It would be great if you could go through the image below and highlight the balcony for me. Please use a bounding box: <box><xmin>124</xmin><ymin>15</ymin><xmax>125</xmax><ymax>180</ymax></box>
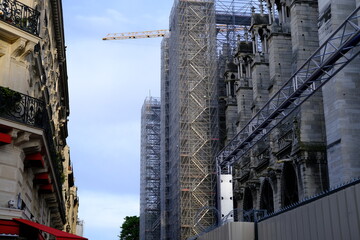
<box><xmin>0</xmin><ymin>0</ymin><xmax>40</xmax><ymax>36</ymax></box>
<box><xmin>0</xmin><ymin>87</ymin><xmax>65</xmax><ymax>217</ymax></box>
<box><xmin>0</xmin><ymin>87</ymin><xmax>43</xmax><ymax>127</ymax></box>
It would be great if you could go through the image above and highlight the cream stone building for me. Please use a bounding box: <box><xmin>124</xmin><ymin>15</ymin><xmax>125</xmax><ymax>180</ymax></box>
<box><xmin>0</xmin><ymin>0</ymin><xmax>84</xmax><ymax>239</ymax></box>
<box><xmin>62</xmin><ymin>145</ymin><xmax>80</xmax><ymax>235</ymax></box>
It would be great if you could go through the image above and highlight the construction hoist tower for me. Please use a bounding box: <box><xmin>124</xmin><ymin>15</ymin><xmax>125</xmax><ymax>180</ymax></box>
<box><xmin>140</xmin><ymin>97</ymin><xmax>161</xmax><ymax>240</ymax></box>
<box><xmin>164</xmin><ymin>0</ymin><xmax>218</xmax><ymax>239</ymax></box>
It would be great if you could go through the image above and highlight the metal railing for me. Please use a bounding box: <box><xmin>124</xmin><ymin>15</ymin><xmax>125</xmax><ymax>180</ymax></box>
<box><xmin>0</xmin><ymin>89</ymin><xmax>44</xmax><ymax>127</ymax></box>
<box><xmin>221</xmin><ymin>208</ymin><xmax>268</xmax><ymax>224</ymax></box>
<box><xmin>0</xmin><ymin>0</ymin><xmax>40</xmax><ymax>35</ymax></box>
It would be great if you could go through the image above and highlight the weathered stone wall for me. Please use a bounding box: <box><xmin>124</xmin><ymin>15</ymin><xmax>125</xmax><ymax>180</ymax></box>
<box><xmin>267</xmin><ymin>30</ymin><xmax>292</xmax><ymax>96</ymax></box>
<box><xmin>251</xmin><ymin>56</ymin><xmax>270</xmax><ymax>114</ymax></box>
<box><xmin>319</xmin><ymin>0</ymin><xmax>360</xmax><ymax>188</ymax></box>
<box><xmin>231</xmin><ymin>0</ymin><xmax>330</xmax><ymax>215</ymax></box>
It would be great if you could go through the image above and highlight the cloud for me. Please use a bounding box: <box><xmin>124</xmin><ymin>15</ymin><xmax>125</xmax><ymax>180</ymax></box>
<box><xmin>61</xmin><ymin>2</ymin><xmax>172</xmax><ymax>239</ymax></box>
<box><xmin>65</xmin><ymin>36</ymin><xmax>161</xmax><ymax>195</ymax></box>
<box><xmin>106</xmin><ymin>9</ymin><xmax>130</xmax><ymax>23</ymax></box>
<box><xmin>68</xmin><ymin>118</ymin><xmax>141</xmax><ymax>194</ymax></box>
<box><xmin>74</xmin><ymin>9</ymin><xmax>130</xmax><ymax>29</ymax></box>
<box><xmin>65</xmin><ymin>40</ymin><xmax>162</xmax><ymax>117</ymax></box>
<box><xmin>78</xmin><ymin>190</ymin><xmax>139</xmax><ymax>239</ymax></box>
<box><xmin>75</xmin><ymin>15</ymin><xmax>112</xmax><ymax>27</ymax></box>
<box><xmin>69</xmin><ymin>120</ymin><xmax>141</xmax><ymax>162</ymax></box>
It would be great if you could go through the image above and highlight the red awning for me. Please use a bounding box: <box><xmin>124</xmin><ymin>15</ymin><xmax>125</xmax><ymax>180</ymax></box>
<box><xmin>0</xmin><ymin>220</ymin><xmax>20</xmax><ymax>235</ymax></box>
<box><xmin>25</xmin><ymin>153</ymin><xmax>45</xmax><ymax>168</ymax></box>
<box><xmin>0</xmin><ymin>132</ymin><xmax>11</xmax><ymax>145</ymax></box>
<box><xmin>34</xmin><ymin>172</ymin><xmax>51</xmax><ymax>185</ymax></box>
<box><xmin>13</xmin><ymin>218</ymin><xmax>88</xmax><ymax>240</ymax></box>
<box><xmin>39</xmin><ymin>184</ymin><xmax>54</xmax><ymax>193</ymax></box>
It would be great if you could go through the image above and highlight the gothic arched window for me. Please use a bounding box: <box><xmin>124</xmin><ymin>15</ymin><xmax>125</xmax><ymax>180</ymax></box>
<box><xmin>282</xmin><ymin>163</ymin><xmax>299</xmax><ymax>207</ymax></box>
<box><xmin>260</xmin><ymin>179</ymin><xmax>274</xmax><ymax>214</ymax></box>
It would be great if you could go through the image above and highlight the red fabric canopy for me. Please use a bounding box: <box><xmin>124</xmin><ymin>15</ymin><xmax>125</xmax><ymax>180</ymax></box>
<box><xmin>13</xmin><ymin>218</ymin><xmax>88</xmax><ymax>240</ymax></box>
<box><xmin>0</xmin><ymin>132</ymin><xmax>11</xmax><ymax>144</ymax></box>
<box><xmin>0</xmin><ymin>220</ymin><xmax>19</xmax><ymax>235</ymax></box>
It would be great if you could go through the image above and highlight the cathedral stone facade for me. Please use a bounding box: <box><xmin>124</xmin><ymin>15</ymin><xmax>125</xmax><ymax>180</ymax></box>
<box><xmin>220</xmin><ymin>0</ymin><xmax>360</xmax><ymax>216</ymax></box>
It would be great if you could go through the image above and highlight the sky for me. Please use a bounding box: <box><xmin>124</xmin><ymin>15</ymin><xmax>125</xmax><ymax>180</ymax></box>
<box><xmin>62</xmin><ymin>1</ymin><xmax>173</xmax><ymax>239</ymax></box>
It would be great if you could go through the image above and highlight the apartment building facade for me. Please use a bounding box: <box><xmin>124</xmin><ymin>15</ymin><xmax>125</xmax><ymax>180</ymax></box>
<box><xmin>0</xmin><ymin>0</ymin><xmax>84</xmax><ymax>239</ymax></box>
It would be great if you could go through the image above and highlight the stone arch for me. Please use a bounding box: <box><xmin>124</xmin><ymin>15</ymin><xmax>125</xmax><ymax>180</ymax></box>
<box><xmin>243</xmin><ymin>187</ymin><xmax>253</xmax><ymax>211</ymax></box>
<box><xmin>260</xmin><ymin>179</ymin><xmax>274</xmax><ymax>214</ymax></box>
<box><xmin>281</xmin><ymin>162</ymin><xmax>299</xmax><ymax>207</ymax></box>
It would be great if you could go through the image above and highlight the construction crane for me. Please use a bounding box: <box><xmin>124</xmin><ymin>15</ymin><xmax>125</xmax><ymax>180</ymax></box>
<box><xmin>102</xmin><ymin>25</ymin><xmax>245</xmax><ymax>41</ymax></box>
<box><xmin>102</xmin><ymin>30</ymin><xmax>168</xmax><ymax>41</ymax></box>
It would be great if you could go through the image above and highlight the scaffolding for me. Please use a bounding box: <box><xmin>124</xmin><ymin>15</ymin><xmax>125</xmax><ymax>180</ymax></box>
<box><xmin>140</xmin><ymin>97</ymin><xmax>161</xmax><ymax>240</ymax></box>
<box><xmin>160</xmin><ymin>35</ymin><xmax>170</xmax><ymax>240</ymax></box>
<box><xmin>163</xmin><ymin>0</ymin><xmax>218</xmax><ymax>239</ymax></box>
<box><xmin>160</xmin><ymin>1</ymin><xmax>267</xmax><ymax>239</ymax></box>
<box><xmin>159</xmin><ymin>1</ymin><xmax>360</xmax><ymax>238</ymax></box>
<box><xmin>215</xmin><ymin>0</ymin><xmax>262</xmax><ymax>57</ymax></box>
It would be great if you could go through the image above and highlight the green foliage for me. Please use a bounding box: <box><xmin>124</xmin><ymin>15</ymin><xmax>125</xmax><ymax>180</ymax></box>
<box><xmin>0</xmin><ymin>86</ymin><xmax>22</xmax><ymax>113</ymax></box>
<box><xmin>119</xmin><ymin>216</ymin><xmax>139</xmax><ymax>240</ymax></box>
<box><xmin>56</xmin><ymin>153</ymin><xmax>65</xmax><ymax>184</ymax></box>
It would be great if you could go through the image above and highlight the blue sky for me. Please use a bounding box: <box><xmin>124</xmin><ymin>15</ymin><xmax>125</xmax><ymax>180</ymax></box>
<box><xmin>62</xmin><ymin>1</ymin><xmax>173</xmax><ymax>239</ymax></box>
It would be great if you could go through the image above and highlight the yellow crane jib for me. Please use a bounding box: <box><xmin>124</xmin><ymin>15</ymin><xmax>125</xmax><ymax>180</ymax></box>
<box><xmin>102</xmin><ymin>29</ymin><xmax>169</xmax><ymax>40</ymax></box>
<box><xmin>102</xmin><ymin>26</ymin><xmax>245</xmax><ymax>41</ymax></box>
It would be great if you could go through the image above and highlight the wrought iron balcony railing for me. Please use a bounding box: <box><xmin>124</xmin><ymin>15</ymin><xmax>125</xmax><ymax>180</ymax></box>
<box><xmin>0</xmin><ymin>87</ymin><xmax>64</xmax><ymax>195</ymax></box>
<box><xmin>0</xmin><ymin>0</ymin><xmax>40</xmax><ymax>36</ymax></box>
<box><xmin>0</xmin><ymin>88</ymin><xmax>43</xmax><ymax>127</ymax></box>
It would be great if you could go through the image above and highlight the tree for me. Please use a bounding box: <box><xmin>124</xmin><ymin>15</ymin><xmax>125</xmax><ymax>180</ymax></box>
<box><xmin>119</xmin><ymin>216</ymin><xmax>139</xmax><ymax>240</ymax></box>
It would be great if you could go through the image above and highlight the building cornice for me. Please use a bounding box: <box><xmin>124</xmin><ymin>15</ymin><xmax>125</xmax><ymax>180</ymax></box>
<box><xmin>50</xmin><ymin>0</ymin><xmax>69</xmax><ymax>117</ymax></box>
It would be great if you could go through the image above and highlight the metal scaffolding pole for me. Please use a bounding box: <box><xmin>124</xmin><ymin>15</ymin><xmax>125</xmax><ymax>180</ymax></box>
<box><xmin>215</xmin><ymin>0</ymin><xmax>262</xmax><ymax>57</ymax></box>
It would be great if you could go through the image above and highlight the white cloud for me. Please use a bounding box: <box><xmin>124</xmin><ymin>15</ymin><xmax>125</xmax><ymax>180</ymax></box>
<box><xmin>75</xmin><ymin>9</ymin><xmax>130</xmax><ymax>29</ymax></box>
<box><xmin>78</xmin><ymin>190</ymin><xmax>139</xmax><ymax>239</ymax></box>
<box><xmin>106</xmin><ymin>9</ymin><xmax>130</xmax><ymax>23</ymax></box>
<box><xmin>75</xmin><ymin>15</ymin><xmax>113</xmax><ymax>27</ymax></box>
<box><xmin>61</xmin><ymin>1</ymin><xmax>173</xmax><ymax>239</ymax></box>
<box><xmin>69</xmin><ymin>120</ymin><xmax>141</xmax><ymax>163</ymax></box>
